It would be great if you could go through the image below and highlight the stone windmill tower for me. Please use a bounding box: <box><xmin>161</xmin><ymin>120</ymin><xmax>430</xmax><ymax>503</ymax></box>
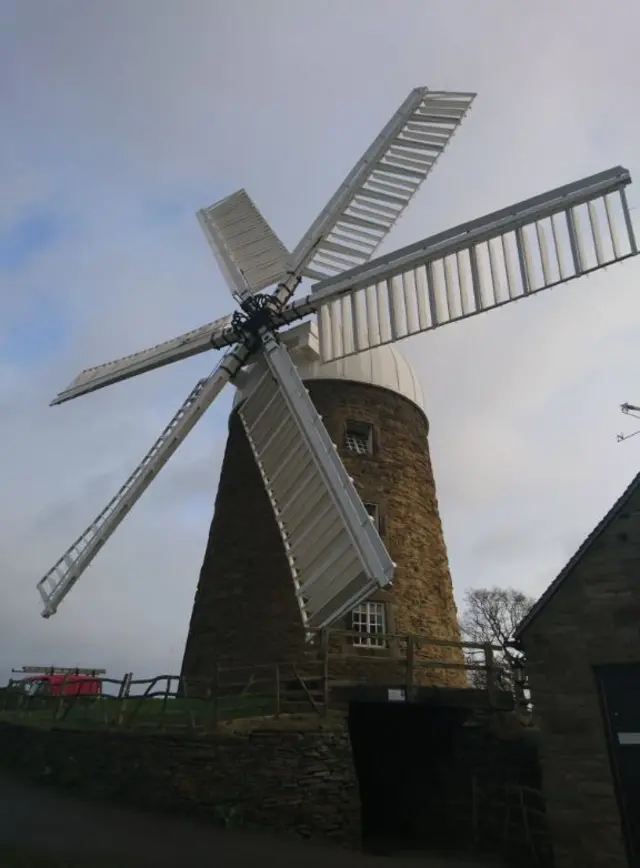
<box><xmin>34</xmin><ymin>87</ymin><xmax>637</xmax><ymax>692</ymax></box>
<box><xmin>180</xmin><ymin>319</ymin><xmax>463</xmax><ymax>680</ymax></box>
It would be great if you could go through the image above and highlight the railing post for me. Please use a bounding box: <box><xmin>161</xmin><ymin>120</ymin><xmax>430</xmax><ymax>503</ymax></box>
<box><xmin>21</xmin><ymin>689</ymin><xmax>29</xmax><ymax>720</ymax></box>
<box><xmin>114</xmin><ymin>674</ymin><xmax>122</xmax><ymax>727</ymax></box>
<box><xmin>53</xmin><ymin>672</ymin><xmax>70</xmax><ymax>722</ymax></box>
<box><xmin>116</xmin><ymin>672</ymin><xmax>132</xmax><ymax>727</ymax></box>
<box><xmin>406</xmin><ymin>635</ymin><xmax>415</xmax><ymax>696</ymax></box>
<box><xmin>159</xmin><ymin>676</ymin><xmax>172</xmax><ymax>731</ymax></box>
<box><xmin>484</xmin><ymin>642</ymin><xmax>497</xmax><ymax>705</ymax></box>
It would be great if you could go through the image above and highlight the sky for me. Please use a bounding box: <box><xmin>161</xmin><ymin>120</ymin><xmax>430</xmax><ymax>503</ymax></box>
<box><xmin>1</xmin><ymin>0</ymin><xmax>640</xmax><ymax>685</ymax></box>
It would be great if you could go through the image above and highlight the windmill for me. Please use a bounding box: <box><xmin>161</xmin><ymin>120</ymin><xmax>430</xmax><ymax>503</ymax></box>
<box><xmin>37</xmin><ymin>87</ymin><xmax>637</xmax><ymax>652</ymax></box>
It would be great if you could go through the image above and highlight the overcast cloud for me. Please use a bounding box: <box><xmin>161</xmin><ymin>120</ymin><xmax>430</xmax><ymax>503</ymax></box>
<box><xmin>1</xmin><ymin>0</ymin><xmax>639</xmax><ymax>684</ymax></box>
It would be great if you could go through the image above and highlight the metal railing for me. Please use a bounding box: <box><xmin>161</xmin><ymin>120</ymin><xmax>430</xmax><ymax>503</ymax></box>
<box><xmin>469</xmin><ymin>778</ymin><xmax>552</xmax><ymax>866</ymax></box>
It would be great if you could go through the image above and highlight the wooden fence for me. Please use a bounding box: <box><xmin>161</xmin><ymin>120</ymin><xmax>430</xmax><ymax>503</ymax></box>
<box><xmin>1</xmin><ymin>629</ymin><xmax>527</xmax><ymax>732</ymax></box>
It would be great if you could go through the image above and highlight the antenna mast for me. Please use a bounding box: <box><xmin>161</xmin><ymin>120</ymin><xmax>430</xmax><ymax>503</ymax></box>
<box><xmin>617</xmin><ymin>403</ymin><xmax>640</xmax><ymax>442</ymax></box>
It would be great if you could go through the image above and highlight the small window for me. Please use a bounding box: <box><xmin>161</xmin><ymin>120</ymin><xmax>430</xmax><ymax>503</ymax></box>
<box><xmin>363</xmin><ymin>502</ymin><xmax>380</xmax><ymax>532</ymax></box>
<box><xmin>345</xmin><ymin>421</ymin><xmax>373</xmax><ymax>455</ymax></box>
<box><xmin>351</xmin><ymin>601</ymin><xmax>387</xmax><ymax>648</ymax></box>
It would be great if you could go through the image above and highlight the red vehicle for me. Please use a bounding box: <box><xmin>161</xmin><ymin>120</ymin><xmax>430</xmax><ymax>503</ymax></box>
<box><xmin>12</xmin><ymin>666</ymin><xmax>105</xmax><ymax>698</ymax></box>
<box><xmin>22</xmin><ymin>673</ymin><xmax>102</xmax><ymax>697</ymax></box>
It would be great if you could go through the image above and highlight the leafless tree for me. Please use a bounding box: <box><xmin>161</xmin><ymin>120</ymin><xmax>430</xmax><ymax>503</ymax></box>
<box><xmin>460</xmin><ymin>586</ymin><xmax>535</xmax><ymax>695</ymax></box>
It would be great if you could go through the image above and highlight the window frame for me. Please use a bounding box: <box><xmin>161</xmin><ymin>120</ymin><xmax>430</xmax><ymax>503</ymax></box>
<box><xmin>344</xmin><ymin>420</ymin><xmax>374</xmax><ymax>456</ymax></box>
<box><xmin>350</xmin><ymin>600</ymin><xmax>387</xmax><ymax>649</ymax></box>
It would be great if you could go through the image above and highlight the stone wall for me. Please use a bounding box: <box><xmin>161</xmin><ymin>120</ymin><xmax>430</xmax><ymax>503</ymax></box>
<box><xmin>0</xmin><ymin>708</ymin><xmax>552</xmax><ymax>861</ymax></box>
<box><xmin>310</xmin><ymin>381</ymin><xmax>465</xmax><ymax>687</ymax></box>
<box><xmin>519</xmin><ymin>491</ymin><xmax>640</xmax><ymax>868</ymax></box>
<box><xmin>182</xmin><ymin>379</ymin><xmax>465</xmax><ymax>687</ymax></box>
<box><xmin>0</xmin><ymin>719</ymin><xmax>360</xmax><ymax>847</ymax></box>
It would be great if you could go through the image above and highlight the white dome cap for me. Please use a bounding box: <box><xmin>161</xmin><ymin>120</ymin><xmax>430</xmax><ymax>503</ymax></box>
<box><xmin>233</xmin><ymin>320</ymin><xmax>425</xmax><ymax>414</ymax></box>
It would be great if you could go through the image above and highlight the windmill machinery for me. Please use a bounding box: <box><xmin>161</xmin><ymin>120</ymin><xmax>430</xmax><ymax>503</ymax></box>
<box><xmin>37</xmin><ymin>87</ymin><xmax>638</xmax><ymax>639</ymax></box>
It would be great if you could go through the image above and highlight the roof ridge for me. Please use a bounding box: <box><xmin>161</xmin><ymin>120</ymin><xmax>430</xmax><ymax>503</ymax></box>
<box><xmin>515</xmin><ymin>470</ymin><xmax>640</xmax><ymax>639</ymax></box>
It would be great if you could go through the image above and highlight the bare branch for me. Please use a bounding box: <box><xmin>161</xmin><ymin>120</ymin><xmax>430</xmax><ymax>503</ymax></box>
<box><xmin>460</xmin><ymin>586</ymin><xmax>535</xmax><ymax>702</ymax></box>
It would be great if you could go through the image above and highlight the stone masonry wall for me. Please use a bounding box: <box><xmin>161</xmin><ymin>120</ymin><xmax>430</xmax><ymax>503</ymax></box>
<box><xmin>181</xmin><ymin>380</ymin><xmax>465</xmax><ymax>687</ymax></box>
<box><xmin>0</xmin><ymin>720</ymin><xmax>360</xmax><ymax>846</ymax></box>
<box><xmin>309</xmin><ymin>381</ymin><xmax>465</xmax><ymax>686</ymax></box>
<box><xmin>520</xmin><ymin>496</ymin><xmax>640</xmax><ymax>868</ymax></box>
<box><xmin>181</xmin><ymin>404</ymin><xmax>304</xmax><ymax>670</ymax></box>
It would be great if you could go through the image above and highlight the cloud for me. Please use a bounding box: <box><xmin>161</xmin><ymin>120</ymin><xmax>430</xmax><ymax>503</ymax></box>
<box><xmin>1</xmin><ymin>0</ymin><xmax>640</xmax><ymax>684</ymax></box>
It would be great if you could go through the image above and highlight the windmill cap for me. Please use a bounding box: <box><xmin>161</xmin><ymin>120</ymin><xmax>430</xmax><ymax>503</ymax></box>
<box><xmin>233</xmin><ymin>320</ymin><xmax>425</xmax><ymax>414</ymax></box>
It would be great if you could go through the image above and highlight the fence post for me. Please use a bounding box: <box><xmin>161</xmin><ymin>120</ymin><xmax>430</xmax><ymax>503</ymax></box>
<box><xmin>115</xmin><ymin>673</ymin><xmax>126</xmax><ymax>727</ymax></box>
<box><xmin>159</xmin><ymin>676</ymin><xmax>172</xmax><ymax>731</ymax></box>
<box><xmin>484</xmin><ymin>643</ymin><xmax>497</xmax><ymax>705</ymax></box>
<box><xmin>21</xmin><ymin>688</ymin><xmax>30</xmax><ymax>720</ymax></box>
<box><xmin>511</xmin><ymin>657</ymin><xmax>528</xmax><ymax>711</ymax></box>
<box><xmin>53</xmin><ymin>672</ymin><xmax>71</xmax><ymax>722</ymax></box>
<box><xmin>406</xmin><ymin>635</ymin><xmax>415</xmax><ymax>696</ymax></box>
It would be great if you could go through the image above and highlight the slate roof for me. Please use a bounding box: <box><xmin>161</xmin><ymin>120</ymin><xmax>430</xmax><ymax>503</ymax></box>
<box><xmin>514</xmin><ymin>471</ymin><xmax>640</xmax><ymax>639</ymax></box>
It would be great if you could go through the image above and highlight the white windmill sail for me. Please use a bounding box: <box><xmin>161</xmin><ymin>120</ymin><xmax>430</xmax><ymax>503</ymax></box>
<box><xmin>51</xmin><ymin>89</ymin><xmax>474</xmax><ymax>407</ymax></box>
<box><xmin>51</xmin><ymin>314</ymin><xmax>239</xmax><ymax>405</ymax></box>
<box><xmin>308</xmin><ymin>166</ymin><xmax>637</xmax><ymax>362</ymax></box>
<box><xmin>37</xmin><ymin>347</ymin><xmax>250</xmax><ymax>617</ymax></box>
<box><xmin>273</xmin><ymin>90</ymin><xmax>476</xmax><ymax>309</ymax></box>
<box><xmin>197</xmin><ymin>189</ymin><xmax>292</xmax><ymax>299</ymax></box>
<box><xmin>198</xmin><ymin>89</ymin><xmax>477</xmax><ymax>310</ymax></box>
<box><xmin>289</xmin><ymin>90</ymin><xmax>475</xmax><ymax>287</ymax></box>
<box><xmin>238</xmin><ymin>332</ymin><xmax>394</xmax><ymax>629</ymax></box>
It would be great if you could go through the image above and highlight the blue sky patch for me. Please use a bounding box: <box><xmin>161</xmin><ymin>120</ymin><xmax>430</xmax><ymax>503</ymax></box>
<box><xmin>0</xmin><ymin>211</ymin><xmax>63</xmax><ymax>271</ymax></box>
<box><xmin>1</xmin><ymin>293</ymin><xmax>72</xmax><ymax>368</ymax></box>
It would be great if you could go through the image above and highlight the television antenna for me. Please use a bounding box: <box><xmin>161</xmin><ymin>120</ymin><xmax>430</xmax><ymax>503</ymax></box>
<box><xmin>34</xmin><ymin>87</ymin><xmax>638</xmax><ymax>633</ymax></box>
<box><xmin>617</xmin><ymin>403</ymin><xmax>640</xmax><ymax>442</ymax></box>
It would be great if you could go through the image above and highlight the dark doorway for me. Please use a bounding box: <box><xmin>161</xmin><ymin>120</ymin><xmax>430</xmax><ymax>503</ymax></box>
<box><xmin>595</xmin><ymin>662</ymin><xmax>640</xmax><ymax>868</ymax></box>
<box><xmin>348</xmin><ymin>700</ymin><xmax>468</xmax><ymax>854</ymax></box>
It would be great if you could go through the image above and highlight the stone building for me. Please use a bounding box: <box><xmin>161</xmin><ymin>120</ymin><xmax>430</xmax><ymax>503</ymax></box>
<box><xmin>181</xmin><ymin>320</ymin><xmax>465</xmax><ymax>685</ymax></box>
<box><xmin>515</xmin><ymin>473</ymin><xmax>640</xmax><ymax>868</ymax></box>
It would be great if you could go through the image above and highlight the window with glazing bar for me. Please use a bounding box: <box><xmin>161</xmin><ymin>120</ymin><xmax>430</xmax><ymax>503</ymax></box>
<box><xmin>345</xmin><ymin>421</ymin><xmax>373</xmax><ymax>455</ymax></box>
<box><xmin>351</xmin><ymin>601</ymin><xmax>386</xmax><ymax>647</ymax></box>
